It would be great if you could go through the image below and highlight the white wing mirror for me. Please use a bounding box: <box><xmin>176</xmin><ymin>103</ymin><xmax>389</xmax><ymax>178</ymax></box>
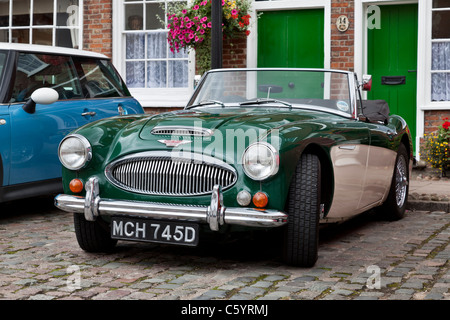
<box><xmin>23</xmin><ymin>87</ymin><xmax>59</xmax><ymax>114</ymax></box>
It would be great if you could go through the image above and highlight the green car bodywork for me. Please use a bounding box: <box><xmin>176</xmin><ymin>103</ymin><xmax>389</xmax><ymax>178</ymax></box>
<box><xmin>61</xmin><ymin>107</ymin><xmax>411</xmax><ymax>216</ymax></box>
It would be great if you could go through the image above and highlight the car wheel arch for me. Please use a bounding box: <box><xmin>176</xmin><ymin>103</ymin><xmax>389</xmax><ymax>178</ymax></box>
<box><xmin>287</xmin><ymin>143</ymin><xmax>334</xmax><ymax>217</ymax></box>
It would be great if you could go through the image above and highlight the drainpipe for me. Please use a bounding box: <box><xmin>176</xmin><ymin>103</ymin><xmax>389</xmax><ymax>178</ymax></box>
<box><xmin>211</xmin><ymin>0</ymin><xmax>222</xmax><ymax>69</ymax></box>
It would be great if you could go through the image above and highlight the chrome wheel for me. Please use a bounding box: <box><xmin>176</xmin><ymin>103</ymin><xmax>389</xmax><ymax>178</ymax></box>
<box><xmin>395</xmin><ymin>154</ymin><xmax>408</xmax><ymax>208</ymax></box>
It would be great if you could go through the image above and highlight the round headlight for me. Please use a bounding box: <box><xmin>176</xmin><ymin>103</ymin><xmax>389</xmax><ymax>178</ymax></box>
<box><xmin>242</xmin><ymin>142</ymin><xmax>279</xmax><ymax>181</ymax></box>
<box><xmin>58</xmin><ymin>134</ymin><xmax>92</xmax><ymax>170</ymax></box>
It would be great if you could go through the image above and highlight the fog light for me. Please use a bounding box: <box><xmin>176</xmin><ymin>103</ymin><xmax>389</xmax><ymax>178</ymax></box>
<box><xmin>236</xmin><ymin>190</ymin><xmax>251</xmax><ymax>206</ymax></box>
<box><xmin>69</xmin><ymin>178</ymin><xmax>84</xmax><ymax>193</ymax></box>
<box><xmin>253</xmin><ymin>192</ymin><xmax>268</xmax><ymax>208</ymax></box>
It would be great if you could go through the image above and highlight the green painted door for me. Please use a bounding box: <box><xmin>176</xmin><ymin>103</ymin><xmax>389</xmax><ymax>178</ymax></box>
<box><xmin>367</xmin><ymin>4</ymin><xmax>418</xmax><ymax>152</ymax></box>
<box><xmin>257</xmin><ymin>9</ymin><xmax>324</xmax><ymax>68</ymax></box>
<box><xmin>257</xmin><ymin>9</ymin><xmax>324</xmax><ymax>99</ymax></box>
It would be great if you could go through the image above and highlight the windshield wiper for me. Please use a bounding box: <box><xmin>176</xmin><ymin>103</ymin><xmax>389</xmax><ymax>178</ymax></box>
<box><xmin>186</xmin><ymin>100</ymin><xmax>225</xmax><ymax>109</ymax></box>
<box><xmin>239</xmin><ymin>98</ymin><xmax>292</xmax><ymax>109</ymax></box>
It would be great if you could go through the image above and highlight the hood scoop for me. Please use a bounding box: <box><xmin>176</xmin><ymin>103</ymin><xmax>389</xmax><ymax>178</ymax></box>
<box><xmin>151</xmin><ymin>126</ymin><xmax>214</xmax><ymax>137</ymax></box>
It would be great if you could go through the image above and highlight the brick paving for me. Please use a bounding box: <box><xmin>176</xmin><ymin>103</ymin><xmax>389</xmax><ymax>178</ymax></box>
<box><xmin>0</xmin><ymin>196</ymin><xmax>449</xmax><ymax>301</ymax></box>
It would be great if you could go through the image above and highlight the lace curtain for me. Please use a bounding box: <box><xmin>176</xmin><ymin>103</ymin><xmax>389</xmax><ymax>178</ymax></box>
<box><xmin>431</xmin><ymin>42</ymin><xmax>450</xmax><ymax>101</ymax></box>
<box><xmin>125</xmin><ymin>32</ymin><xmax>188</xmax><ymax>88</ymax></box>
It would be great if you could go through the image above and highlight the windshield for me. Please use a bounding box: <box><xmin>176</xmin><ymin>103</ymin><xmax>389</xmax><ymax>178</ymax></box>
<box><xmin>188</xmin><ymin>69</ymin><xmax>353</xmax><ymax>115</ymax></box>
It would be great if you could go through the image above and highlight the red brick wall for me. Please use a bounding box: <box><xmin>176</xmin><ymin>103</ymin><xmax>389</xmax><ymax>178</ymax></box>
<box><xmin>223</xmin><ymin>35</ymin><xmax>247</xmax><ymax>69</ymax></box>
<box><xmin>331</xmin><ymin>0</ymin><xmax>354</xmax><ymax>71</ymax></box>
<box><xmin>424</xmin><ymin>110</ymin><xmax>450</xmax><ymax>134</ymax></box>
<box><xmin>83</xmin><ymin>0</ymin><xmax>113</xmax><ymax>57</ymax></box>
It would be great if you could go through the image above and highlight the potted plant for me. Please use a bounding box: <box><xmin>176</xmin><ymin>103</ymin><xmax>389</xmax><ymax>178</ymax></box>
<box><xmin>422</xmin><ymin>118</ymin><xmax>450</xmax><ymax>176</ymax></box>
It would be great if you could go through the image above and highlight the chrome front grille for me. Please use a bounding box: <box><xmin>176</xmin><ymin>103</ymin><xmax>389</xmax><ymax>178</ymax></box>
<box><xmin>105</xmin><ymin>152</ymin><xmax>237</xmax><ymax>196</ymax></box>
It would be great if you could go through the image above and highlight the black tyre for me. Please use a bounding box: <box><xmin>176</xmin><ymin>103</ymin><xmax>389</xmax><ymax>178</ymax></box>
<box><xmin>73</xmin><ymin>213</ymin><xmax>117</xmax><ymax>252</ymax></box>
<box><xmin>378</xmin><ymin>143</ymin><xmax>409</xmax><ymax>221</ymax></box>
<box><xmin>283</xmin><ymin>153</ymin><xmax>321</xmax><ymax>267</ymax></box>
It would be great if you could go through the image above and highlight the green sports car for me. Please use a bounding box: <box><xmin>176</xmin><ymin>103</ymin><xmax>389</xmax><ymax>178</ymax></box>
<box><xmin>54</xmin><ymin>68</ymin><xmax>412</xmax><ymax>267</ymax></box>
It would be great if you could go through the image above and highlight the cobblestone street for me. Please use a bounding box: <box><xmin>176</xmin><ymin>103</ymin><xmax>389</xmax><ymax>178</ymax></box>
<box><xmin>0</xmin><ymin>195</ymin><xmax>448</xmax><ymax>302</ymax></box>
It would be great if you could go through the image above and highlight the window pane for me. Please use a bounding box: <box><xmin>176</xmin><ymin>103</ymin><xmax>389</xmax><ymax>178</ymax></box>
<box><xmin>126</xmin><ymin>61</ymin><xmax>145</xmax><ymax>88</ymax></box>
<box><xmin>57</xmin><ymin>0</ymin><xmax>80</xmax><ymax>27</ymax></box>
<box><xmin>0</xmin><ymin>30</ymin><xmax>9</xmax><ymax>42</ymax></box>
<box><xmin>146</xmin><ymin>3</ymin><xmax>164</xmax><ymax>30</ymax></box>
<box><xmin>77</xmin><ymin>58</ymin><xmax>128</xmax><ymax>98</ymax></box>
<box><xmin>168</xmin><ymin>60</ymin><xmax>188</xmax><ymax>88</ymax></box>
<box><xmin>432</xmin><ymin>11</ymin><xmax>450</xmax><ymax>39</ymax></box>
<box><xmin>12</xmin><ymin>29</ymin><xmax>29</xmax><ymax>43</ymax></box>
<box><xmin>125</xmin><ymin>4</ymin><xmax>143</xmax><ymax>30</ymax></box>
<box><xmin>432</xmin><ymin>42</ymin><xmax>450</xmax><ymax>70</ymax></box>
<box><xmin>433</xmin><ymin>0</ymin><xmax>450</xmax><ymax>8</ymax></box>
<box><xmin>56</xmin><ymin>29</ymin><xmax>76</xmax><ymax>48</ymax></box>
<box><xmin>0</xmin><ymin>2</ymin><xmax>9</xmax><ymax>27</ymax></box>
<box><xmin>147</xmin><ymin>32</ymin><xmax>166</xmax><ymax>59</ymax></box>
<box><xmin>32</xmin><ymin>28</ymin><xmax>52</xmax><ymax>45</ymax></box>
<box><xmin>126</xmin><ymin>33</ymin><xmax>145</xmax><ymax>59</ymax></box>
<box><xmin>12</xmin><ymin>53</ymin><xmax>83</xmax><ymax>102</ymax></box>
<box><xmin>431</xmin><ymin>73</ymin><xmax>450</xmax><ymax>101</ymax></box>
<box><xmin>170</xmin><ymin>48</ymin><xmax>188</xmax><ymax>59</ymax></box>
<box><xmin>0</xmin><ymin>51</ymin><xmax>7</xmax><ymax>78</ymax></box>
<box><xmin>33</xmin><ymin>0</ymin><xmax>53</xmax><ymax>25</ymax></box>
<box><xmin>12</xmin><ymin>0</ymin><xmax>30</xmax><ymax>26</ymax></box>
<box><xmin>147</xmin><ymin>61</ymin><xmax>166</xmax><ymax>88</ymax></box>
<box><xmin>123</xmin><ymin>1</ymin><xmax>189</xmax><ymax>89</ymax></box>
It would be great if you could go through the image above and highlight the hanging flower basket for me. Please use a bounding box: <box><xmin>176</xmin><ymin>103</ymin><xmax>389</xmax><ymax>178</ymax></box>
<box><xmin>167</xmin><ymin>0</ymin><xmax>252</xmax><ymax>76</ymax></box>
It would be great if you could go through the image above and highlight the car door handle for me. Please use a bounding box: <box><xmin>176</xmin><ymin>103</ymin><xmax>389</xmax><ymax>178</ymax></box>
<box><xmin>81</xmin><ymin>111</ymin><xmax>96</xmax><ymax>117</ymax></box>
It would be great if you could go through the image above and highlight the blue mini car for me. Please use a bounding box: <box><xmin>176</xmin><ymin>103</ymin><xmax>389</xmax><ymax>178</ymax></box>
<box><xmin>0</xmin><ymin>43</ymin><xmax>144</xmax><ymax>203</ymax></box>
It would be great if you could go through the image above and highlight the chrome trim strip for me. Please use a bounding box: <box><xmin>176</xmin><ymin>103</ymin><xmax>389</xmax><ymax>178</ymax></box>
<box><xmin>54</xmin><ymin>181</ymin><xmax>287</xmax><ymax>230</ymax></box>
<box><xmin>338</xmin><ymin>145</ymin><xmax>356</xmax><ymax>150</ymax></box>
<box><xmin>151</xmin><ymin>126</ymin><xmax>214</xmax><ymax>137</ymax></box>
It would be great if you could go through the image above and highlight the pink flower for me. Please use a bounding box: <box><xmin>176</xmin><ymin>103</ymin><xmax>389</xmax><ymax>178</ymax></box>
<box><xmin>193</xmin><ymin>5</ymin><xmax>199</xmax><ymax>10</ymax></box>
<box><xmin>231</xmin><ymin>9</ymin><xmax>238</xmax><ymax>15</ymax></box>
<box><xmin>207</xmin><ymin>22</ymin><xmax>212</xmax><ymax>28</ymax></box>
<box><xmin>182</xmin><ymin>9</ymin><xmax>187</xmax><ymax>14</ymax></box>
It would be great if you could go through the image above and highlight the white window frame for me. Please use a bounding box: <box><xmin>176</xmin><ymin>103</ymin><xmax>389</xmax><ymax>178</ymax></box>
<box><xmin>0</xmin><ymin>0</ymin><xmax>83</xmax><ymax>48</ymax></box>
<box><xmin>112</xmin><ymin>0</ymin><xmax>195</xmax><ymax>109</ymax></box>
<box><xmin>424</xmin><ymin>0</ymin><xmax>450</xmax><ymax>109</ymax></box>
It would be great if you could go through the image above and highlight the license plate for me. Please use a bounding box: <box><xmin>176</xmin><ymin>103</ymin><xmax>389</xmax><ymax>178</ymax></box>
<box><xmin>111</xmin><ymin>217</ymin><xmax>199</xmax><ymax>246</ymax></box>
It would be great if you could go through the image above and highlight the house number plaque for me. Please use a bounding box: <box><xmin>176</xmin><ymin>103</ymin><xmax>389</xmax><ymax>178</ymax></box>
<box><xmin>336</xmin><ymin>15</ymin><xmax>349</xmax><ymax>32</ymax></box>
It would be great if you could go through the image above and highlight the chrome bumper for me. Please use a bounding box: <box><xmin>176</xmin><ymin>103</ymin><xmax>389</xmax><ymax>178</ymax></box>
<box><xmin>54</xmin><ymin>177</ymin><xmax>288</xmax><ymax>231</ymax></box>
